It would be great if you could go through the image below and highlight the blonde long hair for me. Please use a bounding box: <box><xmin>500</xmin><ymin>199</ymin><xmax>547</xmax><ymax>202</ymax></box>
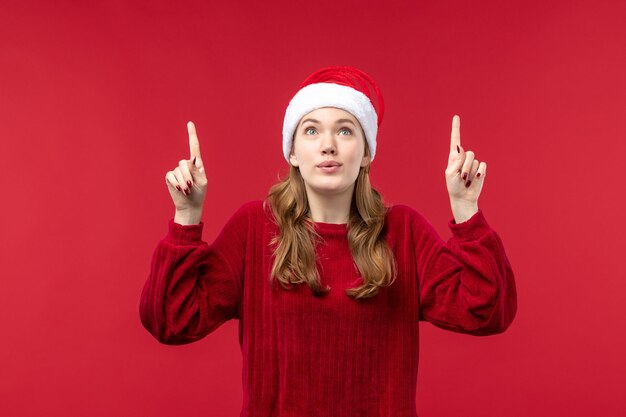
<box><xmin>263</xmin><ymin>141</ymin><xmax>397</xmax><ymax>300</ymax></box>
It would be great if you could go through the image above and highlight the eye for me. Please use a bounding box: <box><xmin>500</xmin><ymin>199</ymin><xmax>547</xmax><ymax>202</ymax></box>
<box><xmin>339</xmin><ymin>127</ymin><xmax>352</xmax><ymax>135</ymax></box>
<box><xmin>304</xmin><ymin>127</ymin><xmax>316</xmax><ymax>135</ymax></box>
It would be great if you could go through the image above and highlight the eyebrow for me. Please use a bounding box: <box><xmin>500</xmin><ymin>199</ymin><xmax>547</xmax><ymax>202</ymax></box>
<box><xmin>299</xmin><ymin>118</ymin><xmax>356</xmax><ymax>128</ymax></box>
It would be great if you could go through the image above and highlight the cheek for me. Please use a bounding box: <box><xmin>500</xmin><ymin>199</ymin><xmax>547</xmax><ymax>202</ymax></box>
<box><xmin>346</xmin><ymin>142</ymin><xmax>365</xmax><ymax>162</ymax></box>
<box><xmin>294</xmin><ymin>142</ymin><xmax>317</xmax><ymax>162</ymax></box>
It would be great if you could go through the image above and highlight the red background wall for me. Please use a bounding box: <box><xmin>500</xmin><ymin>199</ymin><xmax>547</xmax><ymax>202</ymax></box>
<box><xmin>1</xmin><ymin>1</ymin><xmax>624</xmax><ymax>416</ymax></box>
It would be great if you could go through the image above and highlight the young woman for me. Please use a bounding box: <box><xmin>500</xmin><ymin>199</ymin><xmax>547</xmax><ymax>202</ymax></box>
<box><xmin>140</xmin><ymin>66</ymin><xmax>517</xmax><ymax>416</ymax></box>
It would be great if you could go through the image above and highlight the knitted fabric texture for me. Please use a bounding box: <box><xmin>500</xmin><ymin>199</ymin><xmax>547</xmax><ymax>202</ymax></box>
<box><xmin>140</xmin><ymin>200</ymin><xmax>517</xmax><ymax>417</ymax></box>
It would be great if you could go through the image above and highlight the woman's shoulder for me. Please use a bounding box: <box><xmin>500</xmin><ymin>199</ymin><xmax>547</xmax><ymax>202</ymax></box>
<box><xmin>383</xmin><ymin>204</ymin><xmax>436</xmax><ymax>240</ymax></box>
<box><xmin>385</xmin><ymin>203</ymin><xmax>427</xmax><ymax>225</ymax></box>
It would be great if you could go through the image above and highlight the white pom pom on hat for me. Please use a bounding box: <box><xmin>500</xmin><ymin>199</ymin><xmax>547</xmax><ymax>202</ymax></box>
<box><xmin>282</xmin><ymin>65</ymin><xmax>385</xmax><ymax>164</ymax></box>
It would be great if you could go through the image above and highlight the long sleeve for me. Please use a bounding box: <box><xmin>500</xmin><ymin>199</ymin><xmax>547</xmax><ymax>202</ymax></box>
<box><xmin>139</xmin><ymin>204</ymin><xmax>248</xmax><ymax>345</ymax></box>
<box><xmin>413</xmin><ymin>208</ymin><xmax>517</xmax><ymax>335</ymax></box>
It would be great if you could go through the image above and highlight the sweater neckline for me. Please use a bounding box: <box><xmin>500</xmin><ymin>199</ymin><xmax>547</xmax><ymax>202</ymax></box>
<box><xmin>313</xmin><ymin>221</ymin><xmax>348</xmax><ymax>233</ymax></box>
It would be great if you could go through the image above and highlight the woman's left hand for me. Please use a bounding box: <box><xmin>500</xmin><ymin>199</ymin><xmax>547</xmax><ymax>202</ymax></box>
<box><xmin>445</xmin><ymin>115</ymin><xmax>486</xmax><ymax>205</ymax></box>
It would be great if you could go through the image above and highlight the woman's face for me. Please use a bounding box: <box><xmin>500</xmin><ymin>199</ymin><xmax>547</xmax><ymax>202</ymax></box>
<box><xmin>289</xmin><ymin>107</ymin><xmax>370</xmax><ymax>198</ymax></box>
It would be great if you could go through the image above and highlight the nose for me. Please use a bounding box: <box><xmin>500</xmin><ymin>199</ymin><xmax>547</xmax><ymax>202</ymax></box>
<box><xmin>321</xmin><ymin>132</ymin><xmax>337</xmax><ymax>155</ymax></box>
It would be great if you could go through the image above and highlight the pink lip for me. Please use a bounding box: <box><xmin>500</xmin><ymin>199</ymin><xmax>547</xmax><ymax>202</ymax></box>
<box><xmin>317</xmin><ymin>161</ymin><xmax>341</xmax><ymax>167</ymax></box>
<box><xmin>318</xmin><ymin>165</ymin><xmax>340</xmax><ymax>173</ymax></box>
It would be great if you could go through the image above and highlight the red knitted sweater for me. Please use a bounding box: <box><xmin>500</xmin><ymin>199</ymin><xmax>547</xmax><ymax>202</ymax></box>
<box><xmin>140</xmin><ymin>200</ymin><xmax>517</xmax><ymax>417</ymax></box>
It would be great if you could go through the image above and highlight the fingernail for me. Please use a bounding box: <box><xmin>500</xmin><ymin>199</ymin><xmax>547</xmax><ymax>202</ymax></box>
<box><xmin>476</xmin><ymin>172</ymin><xmax>481</xmax><ymax>177</ymax></box>
<box><xmin>176</xmin><ymin>185</ymin><xmax>181</xmax><ymax>191</ymax></box>
<box><xmin>184</xmin><ymin>188</ymin><xmax>189</xmax><ymax>195</ymax></box>
<box><xmin>462</xmin><ymin>172</ymin><xmax>467</xmax><ymax>180</ymax></box>
<box><xmin>466</xmin><ymin>180</ymin><xmax>472</xmax><ymax>187</ymax></box>
<box><xmin>457</xmin><ymin>145</ymin><xmax>460</xmax><ymax>153</ymax></box>
<box><xmin>187</xmin><ymin>180</ymin><xmax>192</xmax><ymax>188</ymax></box>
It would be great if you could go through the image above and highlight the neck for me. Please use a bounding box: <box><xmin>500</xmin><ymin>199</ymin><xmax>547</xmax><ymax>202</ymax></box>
<box><xmin>305</xmin><ymin>183</ymin><xmax>355</xmax><ymax>224</ymax></box>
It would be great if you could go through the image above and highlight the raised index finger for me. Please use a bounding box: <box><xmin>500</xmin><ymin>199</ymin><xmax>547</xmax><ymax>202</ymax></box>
<box><xmin>187</xmin><ymin>121</ymin><xmax>201</xmax><ymax>159</ymax></box>
<box><xmin>450</xmin><ymin>114</ymin><xmax>461</xmax><ymax>154</ymax></box>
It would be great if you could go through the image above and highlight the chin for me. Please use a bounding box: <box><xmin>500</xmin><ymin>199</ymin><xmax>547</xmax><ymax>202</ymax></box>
<box><xmin>310</xmin><ymin>182</ymin><xmax>350</xmax><ymax>195</ymax></box>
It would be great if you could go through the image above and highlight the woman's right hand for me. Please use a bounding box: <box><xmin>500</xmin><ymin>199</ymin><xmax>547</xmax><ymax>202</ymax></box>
<box><xmin>165</xmin><ymin>122</ymin><xmax>207</xmax><ymax>222</ymax></box>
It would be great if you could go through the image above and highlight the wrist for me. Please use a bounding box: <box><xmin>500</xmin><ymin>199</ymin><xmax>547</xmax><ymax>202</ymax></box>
<box><xmin>174</xmin><ymin>207</ymin><xmax>203</xmax><ymax>225</ymax></box>
<box><xmin>450</xmin><ymin>199</ymin><xmax>478</xmax><ymax>224</ymax></box>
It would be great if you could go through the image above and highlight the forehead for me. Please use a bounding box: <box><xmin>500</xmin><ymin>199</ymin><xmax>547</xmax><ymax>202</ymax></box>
<box><xmin>298</xmin><ymin>107</ymin><xmax>357</xmax><ymax>124</ymax></box>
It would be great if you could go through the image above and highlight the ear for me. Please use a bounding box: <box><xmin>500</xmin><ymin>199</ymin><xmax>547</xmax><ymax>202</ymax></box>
<box><xmin>360</xmin><ymin>155</ymin><xmax>370</xmax><ymax>167</ymax></box>
<box><xmin>289</xmin><ymin>151</ymin><xmax>299</xmax><ymax>167</ymax></box>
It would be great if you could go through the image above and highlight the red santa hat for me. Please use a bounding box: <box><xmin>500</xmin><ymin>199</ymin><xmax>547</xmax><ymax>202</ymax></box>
<box><xmin>282</xmin><ymin>65</ymin><xmax>385</xmax><ymax>163</ymax></box>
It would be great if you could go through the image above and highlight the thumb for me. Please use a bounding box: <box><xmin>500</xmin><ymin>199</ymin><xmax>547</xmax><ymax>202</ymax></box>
<box><xmin>193</xmin><ymin>155</ymin><xmax>205</xmax><ymax>172</ymax></box>
<box><xmin>450</xmin><ymin>144</ymin><xmax>464</xmax><ymax>170</ymax></box>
